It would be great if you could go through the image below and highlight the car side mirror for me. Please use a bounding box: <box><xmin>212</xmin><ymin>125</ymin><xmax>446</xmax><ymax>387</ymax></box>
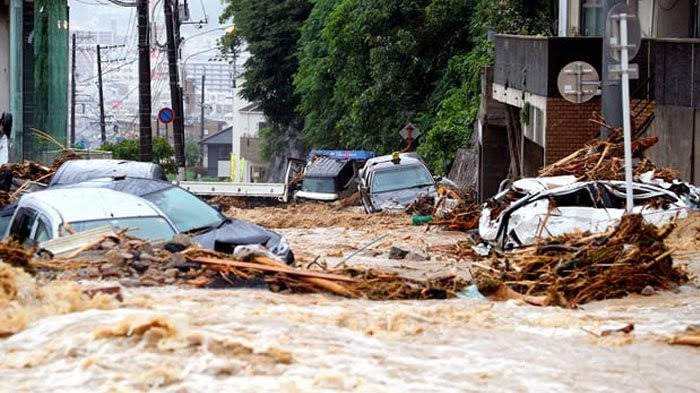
<box><xmin>211</xmin><ymin>204</ymin><xmax>222</xmax><ymax>213</ymax></box>
<box><xmin>433</xmin><ymin>175</ymin><xmax>443</xmax><ymax>183</ymax></box>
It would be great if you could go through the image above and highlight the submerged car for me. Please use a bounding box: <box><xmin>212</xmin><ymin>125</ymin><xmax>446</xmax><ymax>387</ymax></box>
<box><xmin>5</xmin><ymin>188</ymin><xmax>177</xmax><ymax>244</ymax></box>
<box><xmin>0</xmin><ymin>159</ymin><xmax>168</xmax><ymax>236</ymax></box>
<box><xmin>58</xmin><ymin>177</ymin><xmax>293</xmax><ymax>263</ymax></box>
<box><xmin>294</xmin><ymin>150</ymin><xmax>375</xmax><ymax>202</ymax></box>
<box><xmin>480</xmin><ymin>179</ymin><xmax>689</xmax><ymax>249</ymax></box>
<box><xmin>358</xmin><ymin>152</ymin><xmax>436</xmax><ymax>213</ymax></box>
<box><xmin>49</xmin><ymin>159</ymin><xmax>167</xmax><ymax>187</ymax></box>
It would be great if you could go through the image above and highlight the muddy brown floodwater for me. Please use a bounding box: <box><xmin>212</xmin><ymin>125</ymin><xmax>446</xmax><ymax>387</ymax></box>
<box><xmin>1</xmin><ymin>205</ymin><xmax>699</xmax><ymax>392</ymax></box>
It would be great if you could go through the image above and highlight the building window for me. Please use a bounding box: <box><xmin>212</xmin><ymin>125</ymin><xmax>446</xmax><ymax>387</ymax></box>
<box><xmin>581</xmin><ymin>0</ymin><xmax>604</xmax><ymax>36</ymax></box>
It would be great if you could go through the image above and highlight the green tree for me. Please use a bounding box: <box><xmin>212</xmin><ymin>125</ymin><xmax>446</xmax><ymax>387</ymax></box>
<box><xmin>220</xmin><ymin>0</ymin><xmax>312</xmax><ymax>131</ymax></box>
<box><xmin>185</xmin><ymin>141</ymin><xmax>201</xmax><ymax>167</ymax></box>
<box><xmin>101</xmin><ymin>137</ymin><xmax>177</xmax><ymax>174</ymax></box>
<box><xmin>295</xmin><ymin>0</ymin><xmax>476</xmax><ymax>153</ymax></box>
<box><xmin>295</xmin><ymin>0</ymin><xmax>555</xmax><ymax>174</ymax></box>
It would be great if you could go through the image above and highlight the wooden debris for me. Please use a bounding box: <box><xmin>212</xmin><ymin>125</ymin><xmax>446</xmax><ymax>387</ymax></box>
<box><xmin>0</xmin><ymin>149</ymin><xmax>82</xmax><ymax>207</ymax></box>
<box><xmin>20</xmin><ymin>232</ymin><xmax>469</xmax><ymax>301</ymax></box>
<box><xmin>539</xmin><ymin>115</ymin><xmax>676</xmax><ymax>182</ymax></box>
<box><xmin>472</xmin><ymin>214</ymin><xmax>689</xmax><ymax>308</ymax></box>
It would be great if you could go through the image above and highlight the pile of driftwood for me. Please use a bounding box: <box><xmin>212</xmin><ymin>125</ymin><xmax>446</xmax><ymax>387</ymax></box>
<box><xmin>26</xmin><ymin>233</ymin><xmax>468</xmax><ymax>300</ymax></box>
<box><xmin>473</xmin><ymin>214</ymin><xmax>689</xmax><ymax>308</ymax></box>
<box><xmin>0</xmin><ymin>149</ymin><xmax>82</xmax><ymax>207</ymax></box>
<box><xmin>540</xmin><ymin>115</ymin><xmax>677</xmax><ymax>182</ymax></box>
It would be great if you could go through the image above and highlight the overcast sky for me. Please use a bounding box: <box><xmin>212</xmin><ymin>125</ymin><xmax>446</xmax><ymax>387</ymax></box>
<box><xmin>68</xmin><ymin>0</ymin><xmax>229</xmax><ymax>57</ymax></box>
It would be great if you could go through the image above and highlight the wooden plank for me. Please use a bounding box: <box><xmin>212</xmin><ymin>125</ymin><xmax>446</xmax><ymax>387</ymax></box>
<box><xmin>191</xmin><ymin>257</ymin><xmax>357</xmax><ymax>282</ymax></box>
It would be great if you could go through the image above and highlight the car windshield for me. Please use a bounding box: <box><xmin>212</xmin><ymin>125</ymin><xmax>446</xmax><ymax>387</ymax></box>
<box><xmin>142</xmin><ymin>187</ymin><xmax>223</xmax><ymax>233</ymax></box>
<box><xmin>70</xmin><ymin>217</ymin><xmax>175</xmax><ymax>242</ymax></box>
<box><xmin>372</xmin><ymin>165</ymin><xmax>433</xmax><ymax>193</ymax></box>
<box><xmin>302</xmin><ymin>177</ymin><xmax>336</xmax><ymax>193</ymax></box>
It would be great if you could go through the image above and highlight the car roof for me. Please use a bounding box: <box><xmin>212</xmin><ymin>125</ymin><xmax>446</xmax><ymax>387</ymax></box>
<box><xmin>49</xmin><ymin>159</ymin><xmax>166</xmax><ymax>186</ymax></box>
<box><xmin>364</xmin><ymin>153</ymin><xmax>426</xmax><ymax>172</ymax></box>
<box><xmin>58</xmin><ymin>177</ymin><xmax>173</xmax><ymax>197</ymax></box>
<box><xmin>20</xmin><ymin>188</ymin><xmax>164</xmax><ymax>223</ymax></box>
<box><xmin>304</xmin><ymin>156</ymin><xmax>350</xmax><ymax>178</ymax></box>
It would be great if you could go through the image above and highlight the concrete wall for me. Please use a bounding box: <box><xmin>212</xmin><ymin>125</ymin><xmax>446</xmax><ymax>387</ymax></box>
<box><xmin>0</xmin><ymin>2</ymin><xmax>9</xmax><ymax>113</ymax></box>
<box><xmin>648</xmin><ymin>104</ymin><xmax>697</xmax><ymax>184</ymax></box>
<box><xmin>655</xmin><ymin>1</ymin><xmax>692</xmax><ymax>38</ymax></box>
<box><xmin>479</xmin><ymin>124</ymin><xmax>510</xmax><ymax>201</ymax></box>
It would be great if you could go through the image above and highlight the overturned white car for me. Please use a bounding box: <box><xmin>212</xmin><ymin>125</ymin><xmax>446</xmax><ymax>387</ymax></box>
<box><xmin>480</xmin><ymin>177</ymin><xmax>691</xmax><ymax>249</ymax></box>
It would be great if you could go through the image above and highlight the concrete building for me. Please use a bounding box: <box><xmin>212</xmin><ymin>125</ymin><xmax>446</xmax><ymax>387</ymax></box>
<box><xmin>1</xmin><ymin>0</ymin><xmax>69</xmax><ymax>162</ymax></box>
<box><xmin>474</xmin><ymin>0</ymin><xmax>700</xmax><ymax>201</ymax></box>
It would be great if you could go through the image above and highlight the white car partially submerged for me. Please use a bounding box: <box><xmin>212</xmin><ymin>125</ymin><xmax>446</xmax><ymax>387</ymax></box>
<box><xmin>480</xmin><ymin>178</ymin><xmax>689</xmax><ymax>249</ymax></box>
<box><xmin>4</xmin><ymin>188</ymin><xmax>177</xmax><ymax>245</ymax></box>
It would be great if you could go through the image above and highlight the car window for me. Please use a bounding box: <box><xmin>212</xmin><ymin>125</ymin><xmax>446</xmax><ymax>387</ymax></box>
<box><xmin>70</xmin><ymin>217</ymin><xmax>176</xmax><ymax>242</ymax></box>
<box><xmin>302</xmin><ymin>177</ymin><xmax>336</xmax><ymax>193</ymax></box>
<box><xmin>33</xmin><ymin>217</ymin><xmax>51</xmax><ymax>243</ymax></box>
<box><xmin>0</xmin><ymin>215</ymin><xmax>12</xmax><ymax>238</ymax></box>
<box><xmin>550</xmin><ymin>188</ymin><xmax>596</xmax><ymax>207</ymax></box>
<box><xmin>371</xmin><ymin>165</ymin><xmax>433</xmax><ymax>193</ymax></box>
<box><xmin>9</xmin><ymin>207</ymin><xmax>38</xmax><ymax>243</ymax></box>
<box><xmin>141</xmin><ymin>187</ymin><xmax>223</xmax><ymax>233</ymax></box>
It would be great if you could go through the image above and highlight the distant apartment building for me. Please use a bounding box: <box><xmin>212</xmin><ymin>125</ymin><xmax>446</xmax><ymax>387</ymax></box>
<box><xmin>184</xmin><ymin>62</ymin><xmax>234</xmax><ymax>93</ymax></box>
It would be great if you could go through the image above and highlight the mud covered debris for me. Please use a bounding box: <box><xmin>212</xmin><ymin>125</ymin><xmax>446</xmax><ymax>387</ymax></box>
<box><xmin>31</xmin><ymin>233</ymin><xmax>469</xmax><ymax>300</ymax></box>
<box><xmin>405</xmin><ymin>189</ymin><xmax>482</xmax><ymax>231</ymax></box>
<box><xmin>226</xmin><ymin>204</ymin><xmax>408</xmax><ymax>229</ymax></box>
<box><xmin>208</xmin><ymin>195</ymin><xmax>249</xmax><ymax>210</ymax></box>
<box><xmin>473</xmin><ymin>215</ymin><xmax>689</xmax><ymax>307</ymax></box>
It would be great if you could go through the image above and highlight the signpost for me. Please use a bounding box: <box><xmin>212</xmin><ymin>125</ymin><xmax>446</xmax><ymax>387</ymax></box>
<box><xmin>399</xmin><ymin>123</ymin><xmax>421</xmax><ymax>149</ymax></box>
<box><xmin>158</xmin><ymin>107</ymin><xmax>175</xmax><ymax>124</ymax></box>
<box><xmin>606</xmin><ymin>3</ymin><xmax>641</xmax><ymax>212</ymax></box>
<box><xmin>557</xmin><ymin>61</ymin><xmax>600</xmax><ymax>104</ymax></box>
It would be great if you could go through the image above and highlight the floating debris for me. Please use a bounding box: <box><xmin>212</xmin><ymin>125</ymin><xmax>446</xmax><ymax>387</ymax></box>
<box><xmin>473</xmin><ymin>214</ymin><xmax>689</xmax><ymax>308</ymax></box>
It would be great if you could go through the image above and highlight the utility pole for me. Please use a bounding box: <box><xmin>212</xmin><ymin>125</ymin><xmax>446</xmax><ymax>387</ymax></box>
<box><xmin>600</xmin><ymin>0</ymin><xmax>625</xmax><ymax>137</ymax></box>
<box><xmin>70</xmin><ymin>33</ymin><xmax>76</xmax><ymax>148</ymax></box>
<box><xmin>164</xmin><ymin>0</ymin><xmax>186</xmax><ymax>179</ymax></box>
<box><xmin>137</xmin><ymin>0</ymin><xmax>153</xmax><ymax>161</ymax></box>
<box><xmin>199</xmin><ymin>74</ymin><xmax>205</xmax><ymax>166</ymax></box>
<box><xmin>96</xmin><ymin>44</ymin><xmax>106</xmax><ymax>145</ymax></box>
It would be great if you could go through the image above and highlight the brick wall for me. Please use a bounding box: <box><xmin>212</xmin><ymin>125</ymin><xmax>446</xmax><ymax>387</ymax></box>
<box><xmin>545</xmin><ymin>97</ymin><xmax>601</xmax><ymax>164</ymax></box>
<box><xmin>544</xmin><ymin>98</ymin><xmax>656</xmax><ymax>165</ymax></box>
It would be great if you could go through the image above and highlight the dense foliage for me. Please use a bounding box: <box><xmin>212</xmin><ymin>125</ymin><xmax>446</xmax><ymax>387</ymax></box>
<box><xmin>185</xmin><ymin>141</ymin><xmax>201</xmax><ymax>167</ymax></box>
<box><xmin>221</xmin><ymin>0</ymin><xmax>555</xmax><ymax>175</ymax></box>
<box><xmin>101</xmin><ymin>137</ymin><xmax>177</xmax><ymax>174</ymax></box>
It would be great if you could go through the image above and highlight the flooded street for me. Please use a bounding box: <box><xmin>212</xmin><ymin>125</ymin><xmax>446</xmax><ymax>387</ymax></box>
<box><xmin>2</xmin><ymin>286</ymin><xmax>699</xmax><ymax>392</ymax></box>
<box><xmin>1</xmin><ymin>206</ymin><xmax>699</xmax><ymax>392</ymax></box>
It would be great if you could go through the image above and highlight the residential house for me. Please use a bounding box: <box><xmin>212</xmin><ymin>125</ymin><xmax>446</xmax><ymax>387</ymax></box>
<box><xmin>477</xmin><ymin>0</ymin><xmax>700</xmax><ymax>200</ymax></box>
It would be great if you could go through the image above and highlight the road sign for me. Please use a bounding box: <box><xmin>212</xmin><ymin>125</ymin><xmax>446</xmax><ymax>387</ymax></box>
<box><xmin>557</xmin><ymin>61</ymin><xmax>600</xmax><ymax>104</ymax></box>
<box><xmin>608</xmin><ymin>63</ymin><xmax>639</xmax><ymax>80</ymax></box>
<box><xmin>158</xmin><ymin>107</ymin><xmax>175</xmax><ymax>124</ymax></box>
<box><xmin>606</xmin><ymin>3</ymin><xmax>641</xmax><ymax>62</ymax></box>
<box><xmin>399</xmin><ymin>123</ymin><xmax>421</xmax><ymax>141</ymax></box>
